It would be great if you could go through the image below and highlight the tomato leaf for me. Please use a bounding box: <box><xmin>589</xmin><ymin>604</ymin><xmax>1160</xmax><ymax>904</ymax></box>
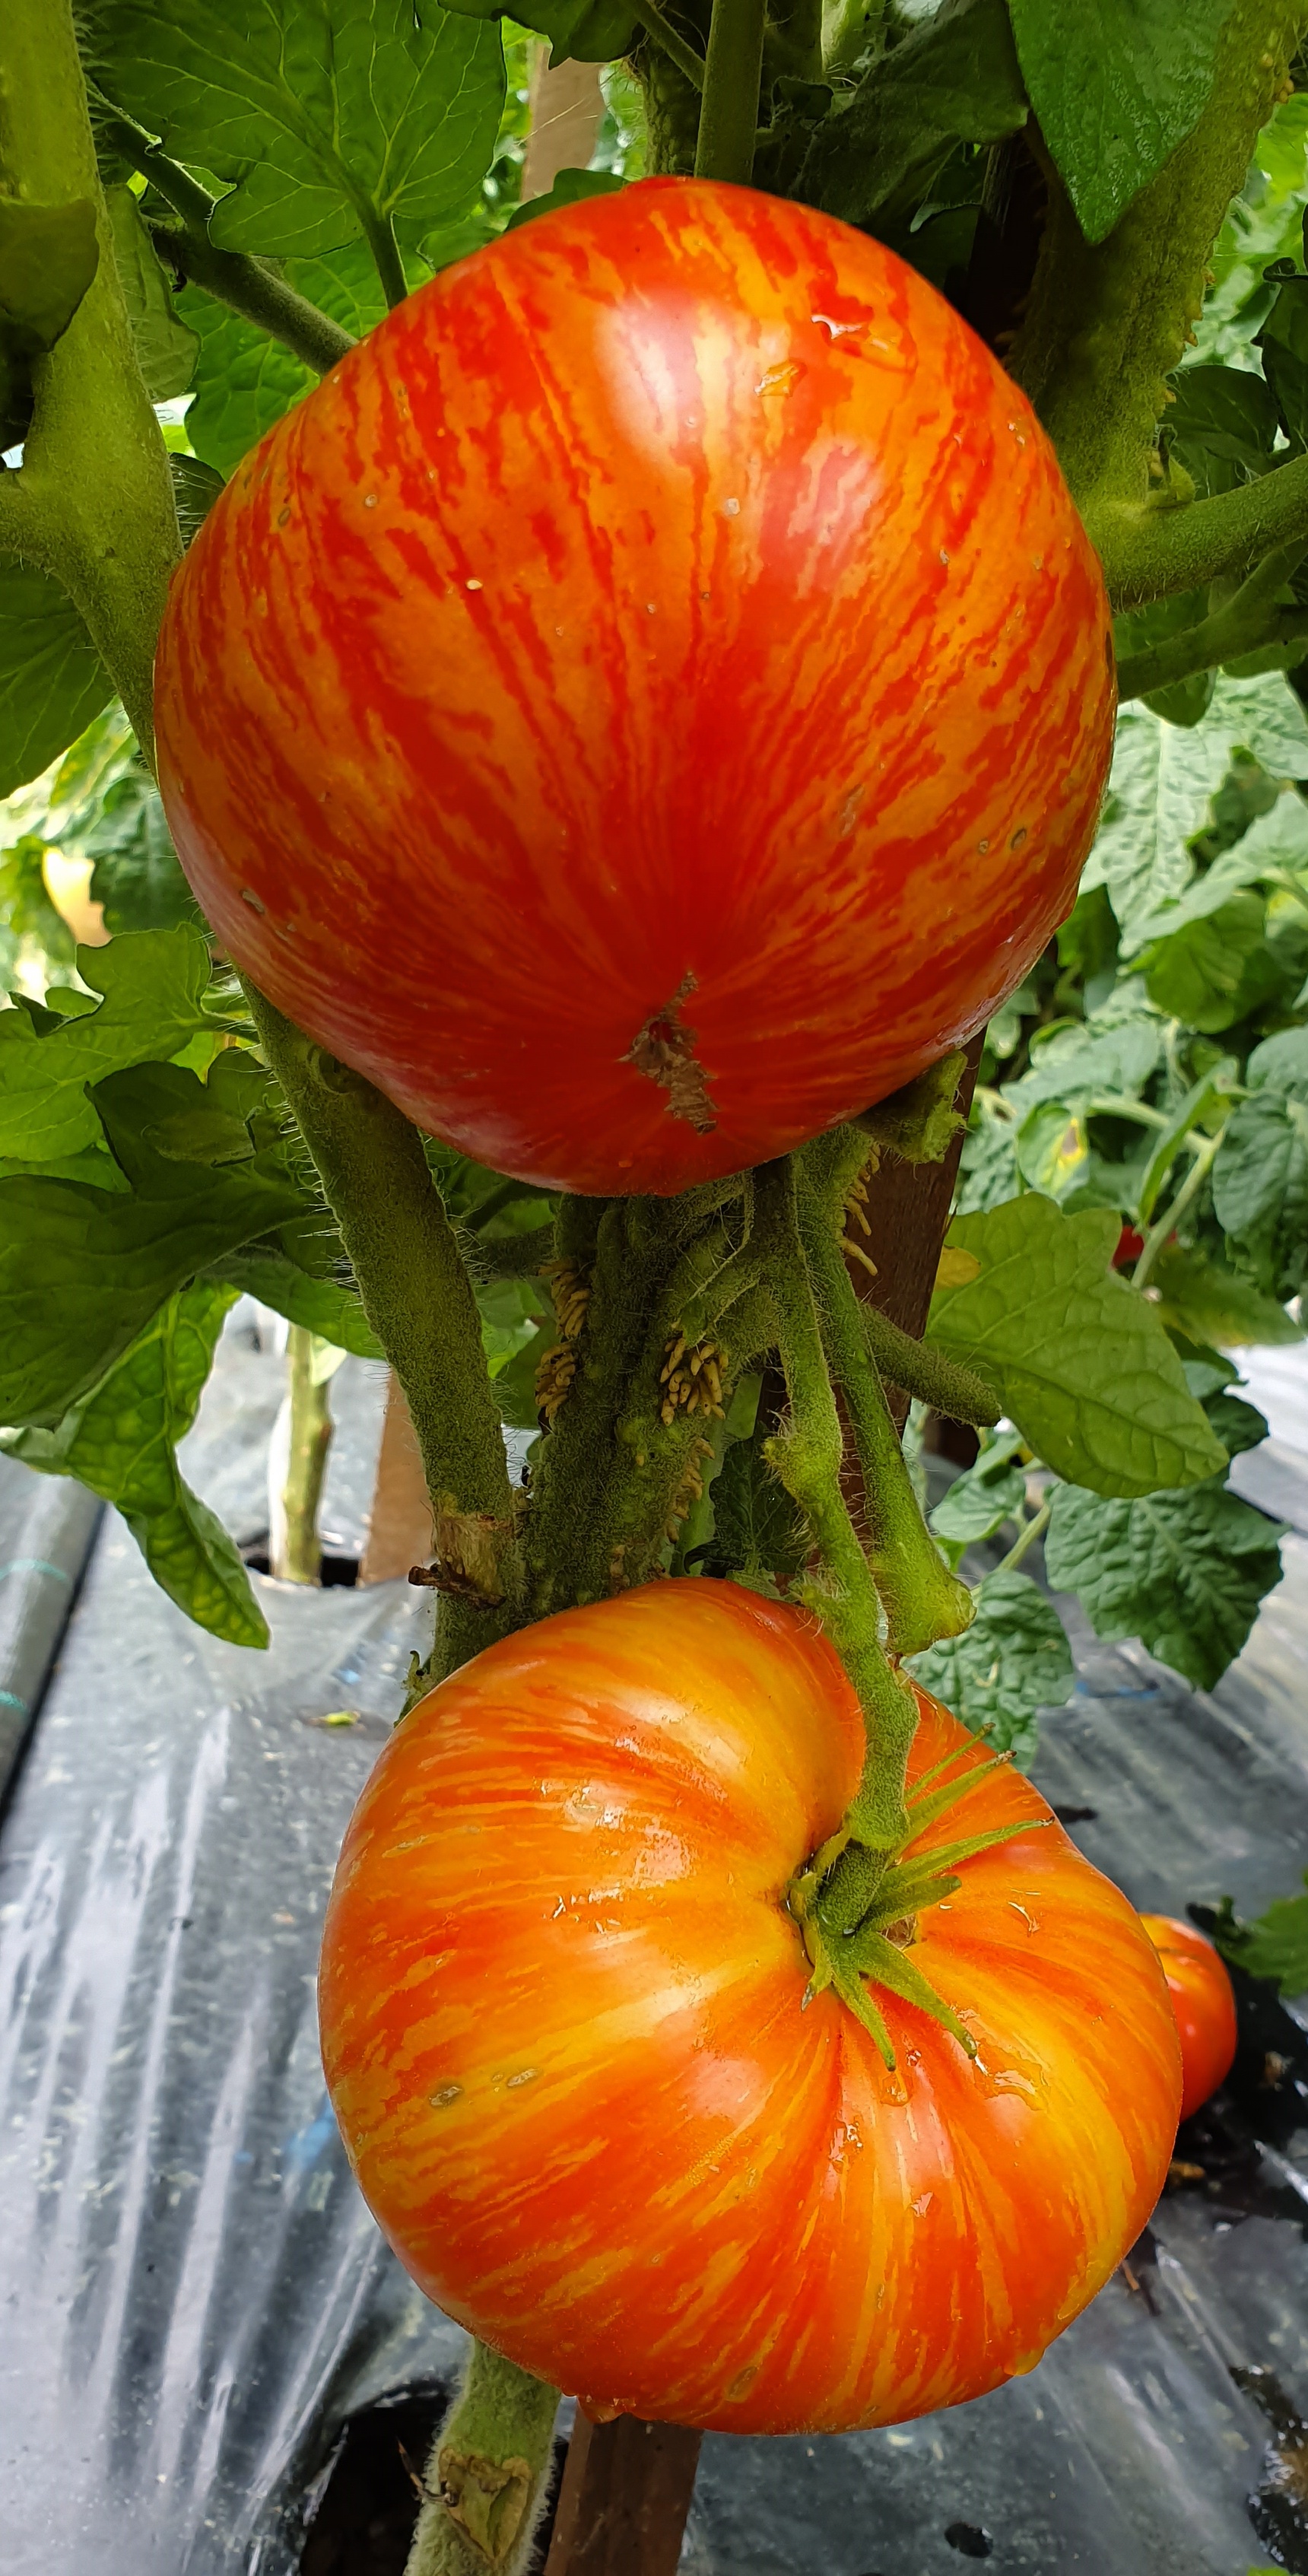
<box><xmin>175</xmin><ymin>238</ymin><xmax>402</xmax><ymax>475</ymax></box>
<box><xmin>700</xmin><ymin>1421</ymin><xmax>808</xmax><ymax>1585</ymax></box>
<box><xmin>0</xmin><ymin>925</ymin><xmax>211</xmax><ymax>1163</ymax></box>
<box><xmin>1213</xmin><ymin>1876</ymin><xmax>1308</xmax><ymax>1996</ymax></box>
<box><xmin>207</xmin><ymin>1244</ymin><xmax>384</xmax><ymax>1358</ymax></box>
<box><xmin>91</xmin><ymin>0</ymin><xmax>505</xmax><ymax>262</ymax></box>
<box><xmin>1086</xmin><ymin>684</ymin><xmax>1308</xmax><ymax>945</ymax></box>
<box><xmin>444</xmin><ymin>0</ymin><xmax>635</xmax><ymax>68</ymax></box>
<box><xmin>907</xmin><ymin>1568</ymin><xmax>1075</xmax><ymax>1767</ymax></box>
<box><xmin>0</xmin><ymin>561</ymin><xmax>114</xmax><ymax>799</ymax></box>
<box><xmin>0</xmin><ymin>1061</ymin><xmax>308</xmax><ymax>1425</ymax></box>
<box><xmin>78</xmin><ymin>766</ymin><xmax>202</xmax><ymax>934</ymax></box>
<box><xmin>803</xmin><ymin>0</ymin><xmax>1027</xmax><ymax>227</ymax></box>
<box><xmin>170</xmin><ymin>452</ymin><xmax>226</xmax><ymax>550</ymax></box>
<box><xmin>927</xmin><ymin>1194</ymin><xmax>1228</xmax><ymax>1495</ymax></box>
<box><xmin>927</xmin><ymin>1428</ymin><xmax>1027</xmax><ymax>1564</ymax></box>
<box><xmin>103</xmin><ymin>183</ymin><xmax>197</xmax><ymax>400</ymax></box>
<box><xmin>0</xmin><ymin>195</ymin><xmax>100</xmax><ymax>449</ymax></box>
<box><xmin>1213</xmin><ymin>1033</ymin><xmax>1308</xmax><ymax>1300</ymax></box>
<box><xmin>1008</xmin><ymin>0</ymin><xmax>1232</xmax><ymax>246</ymax></box>
<box><xmin>1151</xmin><ymin>1239</ymin><xmax>1304</xmax><ymax>1348</ymax></box>
<box><xmin>1166</xmin><ymin>363</ymin><xmax>1281</xmax><ymax>500</ymax></box>
<box><xmin>506</xmin><ymin>168</ymin><xmax>624</xmax><ymax>230</ymax></box>
<box><xmin>1</xmin><ymin>1279</ymin><xmax>268</xmax><ymax>1648</ymax></box>
<box><xmin>1045</xmin><ymin>1480</ymin><xmax>1285</xmax><ymax>1691</ymax></box>
<box><xmin>1202</xmin><ymin>1390</ymin><xmax>1268</xmax><ymax>1461</ymax></box>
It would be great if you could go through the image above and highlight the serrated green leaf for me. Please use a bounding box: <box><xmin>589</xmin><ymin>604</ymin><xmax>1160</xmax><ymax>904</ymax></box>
<box><xmin>0</xmin><ymin>925</ymin><xmax>211</xmax><ymax>1162</ymax></box>
<box><xmin>1212</xmin><ymin>1090</ymin><xmax>1308</xmax><ymax>1300</ymax></box>
<box><xmin>0</xmin><ymin>1060</ymin><xmax>308</xmax><ymax>1425</ymax></box>
<box><xmin>1</xmin><ymin>1278</ymin><xmax>267</xmax><ymax>1647</ymax></box>
<box><xmin>907</xmin><ymin>1568</ymin><xmax>1074</xmax><ymax>1767</ymax></box>
<box><xmin>1215</xmin><ymin>1875</ymin><xmax>1308</xmax><ymax>1996</ymax></box>
<box><xmin>175</xmin><ymin>237</ymin><xmax>396</xmax><ymax>475</ymax></box>
<box><xmin>802</xmin><ymin>0</ymin><xmax>1027</xmax><ymax>227</ymax></box>
<box><xmin>79</xmin><ymin>767</ymin><xmax>202</xmax><ymax>933</ymax></box>
<box><xmin>1045</xmin><ymin>1479</ymin><xmax>1285</xmax><ymax>1691</ymax></box>
<box><xmin>104</xmin><ymin>182</ymin><xmax>197</xmax><ymax>399</ymax></box>
<box><xmin>1087</xmin><ymin>685</ymin><xmax>1308</xmax><ymax>945</ymax></box>
<box><xmin>208</xmin><ymin>1245</ymin><xmax>384</xmax><ymax>1356</ymax></box>
<box><xmin>1167</xmin><ymin>364</ymin><xmax>1281</xmax><ymax>500</ymax></box>
<box><xmin>0</xmin><ymin>562</ymin><xmax>114</xmax><ymax>799</ymax></box>
<box><xmin>705</xmin><ymin>1425</ymin><xmax>808</xmax><ymax>1583</ymax></box>
<box><xmin>1143</xmin><ymin>890</ymin><xmax>1270</xmax><ymax>1031</ymax></box>
<box><xmin>92</xmin><ymin>0</ymin><xmax>504</xmax><ymax>261</ymax></box>
<box><xmin>1202</xmin><ymin>1390</ymin><xmax>1268</xmax><ymax>1460</ymax></box>
<box><xmin>1008</xmin><ymin>0</ymin><xmax>1232</xmax><ymax>246</ymax></box>
<box><xmin>1151</xmin><ymin>1239</ymin><xmax>1303</xmax><ymax>1348</ymax></box>
<box><xmin>928</xmin><ymin>1429</ymin><xmax>1027</xmax><ymax>1556</ymax></box>
<box><xmin>927</xmin><ymin>1195</ymin><xmax>1227</xmax><ymax>1495</ymax></box>
<box><xmin>1246</xmin><ymin>1023</ymin><xmax>1308</xmax><ymax>1099</ymax></box>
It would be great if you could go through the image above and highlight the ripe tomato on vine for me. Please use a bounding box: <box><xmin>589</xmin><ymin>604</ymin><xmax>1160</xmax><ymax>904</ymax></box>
<box><xmin>156</xmin><ymin>181</ymin><xmax>1113</xmax><ymax>1197</ymax></box>
<box><xmin>320</xmin><ymin>1580</ymin><xmax>1179</xmax><ymax>2433</ymax></box>
<box><xmin>1141</xmin><ymin>1914</ymin><xmax>1239</xmax><ymax>2122</ymax></box>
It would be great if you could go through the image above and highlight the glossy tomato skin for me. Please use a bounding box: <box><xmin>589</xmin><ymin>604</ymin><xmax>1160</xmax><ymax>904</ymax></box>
<box><xmin>1140</xmin><ymin>1914</ymin><xmax>1238</xmax><ymax>2122</ymax></box>
<box><xmin>157</xmin><ymin>180</ymin><xmax>1113</xmax><ymax>1197</ymax></box>
<box><xmin>319</xmin><ymin>1581</ymin><xmax>1179</xmax><ymax>2434</ymax></box>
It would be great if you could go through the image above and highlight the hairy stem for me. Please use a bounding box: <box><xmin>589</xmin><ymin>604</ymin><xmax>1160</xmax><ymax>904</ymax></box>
<box><xmin>1101</xmin><ymin>454</ymin><xmax>1308</xmax><ymax>614</ymax></box>
<box><xmin>1010</xmin><ymin>0</ymin><xmax>1306</xmax><ymax>584</ymax></box>
<box><xmin>0</xmin><ymin>0</ymin><xmax>180</xmax><ymax>757</ymax></box>
<box><xmin>405</xmin><ymin>2345</ymin><xmax>559</xmax><ymax>2576</ymax></box>
<box><xmin>243</xmin><ymin>987</ymin><xmax>520</xmax><ymax>1666</ymax></box>
<box><xmin>800</xmin><ymin>1192</ymin><xmax>973</xmax><ymax>1656</ymax></box>
<box><xmin>753</xmin><ymin>1159</ymin><xmax>918</xmax><ymax>1853</ymax></box>
<box><xmin>1116</xmin><ymin>543</ymin><xmax>1308</xmax><ymax>695</ymax></box>
<box><xmin>629</xmin><ymin>0</ymin><xmax>706</xmax><ymax>92</ymax></box>
<box><xmin>270</xmin><ymin>1326</ymin><xmax>334</xmax><ymax>1583</ymax></box>
<box><xmin>694</xmin><ymin>0</ymin><xmax>767</xmax><ymax>184</ymax></box>
<box><xmin>358</xmin><ymin>202</ymin><xmax>409</xmax><ymax>312</ymax></box>
<box><xmin>859</xmin><ymin>1302</ymin><xmax>1001</xmax><ymax>1426</ymax></box>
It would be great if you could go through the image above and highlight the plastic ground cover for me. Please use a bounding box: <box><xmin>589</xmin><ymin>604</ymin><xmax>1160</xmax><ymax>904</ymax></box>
<box><xmin>0</xmin><ymin>1313</ymin><xmax>1306</xmax><ymax>2576</ymax></box>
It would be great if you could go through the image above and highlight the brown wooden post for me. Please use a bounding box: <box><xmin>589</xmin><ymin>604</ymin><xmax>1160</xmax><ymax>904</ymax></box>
<box><xmin>541</xmin><ymin>2416</ymin><xmax>703</xmax><ymax>2576</ymax></box>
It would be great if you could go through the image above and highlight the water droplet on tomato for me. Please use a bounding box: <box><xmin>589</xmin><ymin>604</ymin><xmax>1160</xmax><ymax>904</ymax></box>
<box><xmin>722</xmin><ymin>497</ymin><xmax>740</xmax><ymax>518</ymax></box>
<box><xmin>811</xmin><ymin>313</ymin><xmax>867</xmax><ymax>342</ymax></box>
<box><xmin>240</xmin><ymin>888</ymin><xmax>265</xmax><ymax>913</ymax></box>
<box><xmin>506</xmin><ymin>2068</ymin><xmax>539</xmax><ymax>2088</ymax></box>
<box><xmin>465</xmin><ymin>577</ymin><xmax>483</xmax><ymax>592</ymax></box>
<box><xmin>364</xmin><ymin>493</ymin><xmax>379</xmax><ymax>510</ymax></box>
<box><xmin>430</xmin><ymin>2083</ymin><xmax>462</xmax><ymax>2108</ymax></box>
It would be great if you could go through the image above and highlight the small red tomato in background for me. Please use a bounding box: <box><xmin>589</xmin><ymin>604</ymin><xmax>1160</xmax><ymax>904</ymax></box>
<box><xmin>1113</xmin><ymin>1224</ymin><xmax>1144</xmax><ymax>1271</ymax></box>
<box><xmin>155</xmin><ymin>179</ymin><xmax>1113</xmax><ymax>1198</ymax></box>
<box><xmin>1140</xmin><ymin>1914</ymin><xmax>1238</xmax><ymax>2121</ymax></box>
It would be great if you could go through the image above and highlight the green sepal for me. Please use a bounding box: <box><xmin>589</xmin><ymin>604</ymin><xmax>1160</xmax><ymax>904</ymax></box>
<box><xmin>829</xmin><ymin>1963</ymin><xmax>897</xmax><ymax>2069</ymax></box>
<box><xmin>851</xmin><ymin>1050</ymin><xmax>967</xmax><ymax>1164</ymax></box>
<box><xmin>900</xmin><ymin>1745</ymin><xmax>1014</xmax><ymax>1841</ymax></box>
<box><xmin>840</xmin><ymin>1925</ymin><xmax>979</xmax><ymax>2059</ymax></box>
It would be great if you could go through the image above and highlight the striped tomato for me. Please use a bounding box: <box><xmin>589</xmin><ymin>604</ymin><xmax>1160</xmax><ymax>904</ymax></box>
<box><xmin>319</xmin><ymin>1580</ymin><xmax>1179</xmax><ymax>2434</ymax></box>
<box><xmin>1141</xmin><ymin>1914</ymin><xmax>1238</xmax><ymax>2121</ymax></box>
<box><xmin>156</xmin><ymin>179</ymin><xmax>1113</xmax><ymax>1196</ymax></box>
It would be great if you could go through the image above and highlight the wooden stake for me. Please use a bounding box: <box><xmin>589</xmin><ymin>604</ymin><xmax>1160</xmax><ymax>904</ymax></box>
<box><xmin>358</xmin><ymin>1370</ymin><xmax>433</xmax><ymax>1583</ymax></box>
<box><xmin>541</xmin><ymin>2415</ymin><xmax>703</xmax><ymax>2576</ymax></box>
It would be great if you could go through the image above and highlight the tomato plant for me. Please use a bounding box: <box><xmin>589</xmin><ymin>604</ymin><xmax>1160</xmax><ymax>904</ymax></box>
<box><xmin>4</xmin><ymin>0</ymin><xmax>1308</xmax><ymax>2570</ymax></box>
<box><xmin>321</xmin><ymin>1579</ymin><xmax>1179</xmax><ymax>2432</ymax></box>
<box><xmin>154</xmin><ymin>181</ymin><xmax>1112</xmax><ymax>1196</ymax></box>
<box><xmin>1141</xmin><ymin>1912</ymin><xmax>1239</xmax><ymax>2122</ymax></box>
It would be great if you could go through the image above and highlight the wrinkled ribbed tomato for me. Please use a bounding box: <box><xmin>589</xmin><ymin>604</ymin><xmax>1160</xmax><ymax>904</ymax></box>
<box><xmin>319</xmin><ymin>1580</ymin><xmax>1178</xmax><ymax>2434</ymax></box>
<box><xmin>1141</xmin><ymin>1914</ymin><xmax>1238</xmax><ymax>2122</ymax></box>
<box><xmin>156</xmin><ymin>180</ymin><xmax>1113</xmax><ymax>1196</ymax></box>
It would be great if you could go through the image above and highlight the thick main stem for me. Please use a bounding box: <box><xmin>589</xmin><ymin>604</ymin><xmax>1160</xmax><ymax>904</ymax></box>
<box><xmin>0</xmin><ymin>0</ymin><xmax>181</xmax><ymax>758</ymax></box>
<box><xmin>693</xmin><ymin>0</ymin><xmax>767</xmax><ymax>184</ymax></box>
<box><xmin>405</xmin><ymin>2344</ymin><xmax>559</xmax><ymax>2576</ymax></box>
<box><xmin>242</xmin><ymin>988</ymin><xmax>521</xmax><ymax>1667</ymax></box>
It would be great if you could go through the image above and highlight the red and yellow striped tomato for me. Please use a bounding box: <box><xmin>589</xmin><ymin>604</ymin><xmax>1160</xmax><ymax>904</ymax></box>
<box><xmin>319</xmin><ymin>1580</ymin><xmax>1178</xmax><ymax>2434</ymax></box>
<box><xmin>1141</xmin><ymin>1914</ymin><xmax>1238</xmax><ymax>2122</ymax></box>
<box><xmin>156</xmin><ymin>179</ymin><xmax>1113</xmax><ymax>1197</ymax></box>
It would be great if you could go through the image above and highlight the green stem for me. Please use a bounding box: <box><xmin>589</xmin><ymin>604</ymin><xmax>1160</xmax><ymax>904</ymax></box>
<box><xmin>693</xmin><ymin>0</ymin><xmax>767</xmax><ymax>184</ymax></box>
<box><xmin>1116</xmin><ymin>592</ymin><xmax>1308</xmax><ymax>700</ymax></box>
<box><xmin>1131</xmin><ymin>1129</ymin><xmax>1223</xmax><ymax>1295</ymax></box>
<box><xmin>629</xmin><ymin>0</ymin><xmax>706</xmax><ymax>92</ymax></box>
<box><xmin>358</xmin><ymin>202</ymin><xmax>408</xmax><ymax>312</ymax></box>
<box><xmin>405</xmin><ymin>2345</ymin><xmax>559</xmax><ymax>2576</ymax></box>
<box><xmin>88</xmin><ymin>98</ymin><xmax>356</xmax><ymax>374</ymax></box>
<box><xmin>0</xmin><ymin>0</ymin><xmax>181</xmax><ymax>758</ymax></box>
<box><xmin>859</xmin><ymin>1303</ymin><xmax>1001</xmax><ymax>1427</ymax></box>
<box><xmin>242</xmin><ymin>986</ymin><xmax>520</xmax><ymax>1665</ymax></box>
<box><xmin>271</xmin><ymin>1326</ymin><xmax>334</xmax><ymax>1582</ymax></box>
<box><xmin>475</xmin><ymin>1224</ymin><xmax>555</xmax><ymax>1278</ymax></box>
<box><xmin>995</xmin><ymin>1497</ymin><xmax>1050</xmax><ymax>1576</ymax></box>
<box><xmin>752</xmin><ymin>1159</ymin><xmax>918</xmax><ymax>1855</ymax></box>
<box><xmin>1009</xmin><ymin>1</ymin><xmax>1306</xmax><ymax>577</ymax></box>
<box><xmin>799</xmin><ymin>1191</ymin><xmax>973</xmax><ymax>1656</ymax></box>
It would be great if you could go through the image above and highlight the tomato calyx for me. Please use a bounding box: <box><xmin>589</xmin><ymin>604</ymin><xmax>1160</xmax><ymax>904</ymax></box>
<box><xmin>786</xmin><ymin>1745</ymin><xmax>1048</xmax><ymax>2070</ymax></box>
